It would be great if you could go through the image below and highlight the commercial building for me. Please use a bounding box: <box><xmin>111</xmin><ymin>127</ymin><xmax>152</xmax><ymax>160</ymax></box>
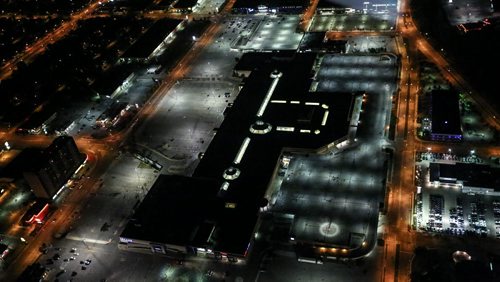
<box><xmin>429</xmin><ymin>162</ymin><xmax>500</xmax><ymax>195</ymax></box>
<box><xmin>119</xmin><ymin>175</ymin><xmax>246</xmax><ymax>259</ymax></box>
<box><xmin>430</xmin><ymin>90</ymin><xmax>462</xmax><ymax>141</ymax></box>
<box><xmin>20</xmin><ymin>199</ymin><xmax>50</xmax><ymax>225</ymax></box>
<box><xmin>25</xmin><ymin>136</ymin><xmax>85</xmax><ymax>199</ymax></box>
<box><xmin>120</xmin><ymin>52</ymin><xmax>365</xmax><ymax>262</ymax></box>
<box><xmin>0</xmin><ymin>136</ymin><xmax>85</xmax><ymax>199</ymax></box>
<box><xmin>119</xmin><ymin>51</ymin><xmax>399</xmax><ymax>262</ymax></box>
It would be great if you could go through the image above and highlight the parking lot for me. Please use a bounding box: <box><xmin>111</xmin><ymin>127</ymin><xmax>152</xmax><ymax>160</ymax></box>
<box><xmin>310</xmin><ymin>13</ymin><xmax>396</xmax><ymax>32</ymax></box>
<box><xmin>134</xmin><ymin>16</ymin><xmax>255</xmax><ymax>176</ymax></box>
<box><xmin>271</xmin><ymin>145</ymin><xmax>384</xmax><ymax>249</ymax></box>
<box><xmin>417</xmin><ymin>186</ymin><xmax>500</xmax><ymax>238</ymax></box>
<box><xmin>415</xmin><ymin>155</ymin><xmax>500</xmax><ymax>238</ymax></box>
<box><xmin>343</xmin><ymin>35</ymin><xmax>397</xmax><ymax>54</ymax></box>
<box><xmin>231</xmin><ymin>15</ymin><xmax>304</xmax><ymax>50</ymax></box>
<box><xmin>257</xmin><ymin>246</ymin><xmax>383</xmax><ymax>282</ymax></box>
<box><xmin>38</xmin><ymin>240</ymin><xmax>208</xmax><ymax>282</ymax></box>
<box><xmin>313</xmin><ymin>54</ymin><xmax>398</xmax><ymax>94</ymax></box>
<box><xmin>65</xmin><ymin>154</ymin><xmax>157</xmax><ymax>244</ymax></box>
<box><xmin>269</xmin><ymin>54</ymin><xmax>397</xmax><ymax>253</ymax></box>
<box><xmin>135</xmin><ymin>79</ymin><xmax>239</xmax><ymax>176</ymax></box>
<box><xmin>35</xmin><ymin>153</ymin><xmax>164</xmax><ymax>281</ymax></box>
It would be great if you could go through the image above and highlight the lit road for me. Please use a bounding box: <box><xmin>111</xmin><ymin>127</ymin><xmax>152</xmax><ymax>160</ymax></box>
<box><xmin>0</xmin><ymin>134</ymin><xmax>115</xmax><ymax>279</ymax></box>
<box><xmin>0</xmin><ymin>0</ymin><xmax>235</xmax><ymax>279</ymax></box>
<box><xmin>0</xmin><ymin>14</ymin><xmax>59</xmax><ymax>20</ymax></box>
<box><xmin>1</xmin><ymin>0</ymin><xmax>499</xmax><ymax>280</ymax></box>
<box><xmin>300</xmin><ymin>0</ymin><xmax>320</xmax><ymax>31</ymax></box>
<box><xmin>0</xmin><ymin>0</ymin><xmax>110</xmax><ymax>81</ymax></box>
<box><xmin>382</xmin><ymin>0</ymin><xmax>500</xmax><ymax>280</ymax></box>
<box><xmin>121</xmin><ymin>1</ymin><xmax>234</xmax><ymax>140</ymax></box>
<box><xmin>0</xmin><ymin>120</ymin><xmax>118</xmax><ymax>280</ymax></box>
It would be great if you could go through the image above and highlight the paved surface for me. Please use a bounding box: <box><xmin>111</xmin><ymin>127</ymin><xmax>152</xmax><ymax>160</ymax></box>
<box><xmin>314</xmin><ymin>54</ymin><xmax>398</xmax><ymax>94</ymax></box>
<box><xmin>135</xmin><ymin>79</ymin><xmax>239</xmax><ymax>176</ymax></box>
<box><xmin>65</xmin><ymin>154</ymin><xmax>157</xmax><ymax>244</ymax></box>
<box><xmin>134</xmin><ymin>17</ymin><xmax>244</xmax><ymax>176</ymax></box>
<box><xmin>269</xmin><ymin>54</ymin><xmax>397</xmax><ymax>254</ymax></box>
<box><xmin>416</xmin><ymin>156</ymin><xmax>500</xmax><ymax>238</ymax></box>
<box><xmin>346</xmin><ymin>35</ymin><xmax>398</xmax><ymax>53</ymax></box>
<box><xmin>272</xmin><ymin>149</ymin><xmax>384</xmax><ymax>247</ymax></box>
<box><xmin>233</xmin><ymin>15</ymin><xmax>304</xmax><ymax>50</ymax></box>
<box><xmin>310</xmin><ymin>13</ymin><xmax>396</xmax><ymax>32</ymax></box>
<box><xmin>442</xmin><ymin>0</ymin><xmax>493</xmax><ymax>25</ymax></box>
<box><xmin>257</xmin><ymin>246</ymin><xmax>383</xmax><ymax>282</ymax></box>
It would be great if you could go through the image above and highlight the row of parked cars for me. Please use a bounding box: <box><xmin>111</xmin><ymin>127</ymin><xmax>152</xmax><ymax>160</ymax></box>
<box><xmin>493</xmin><ymin>201</ymin><xmax>500</xmax><ymax>238</ymax></box>
<box><xmin>426</xmin><ymin>194</ymin><xmax>444</xmax><ymax>231</ymax></box>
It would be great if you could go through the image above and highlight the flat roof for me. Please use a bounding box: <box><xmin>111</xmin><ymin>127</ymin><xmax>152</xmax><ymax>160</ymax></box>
<box><xmin>195</xmin><ymin>52</ymin><xmax>352</xmax><ymax>200</ymax></box>
<box><xmin>120</xmin><ymin>175</ymin><xmax>222</xmax><ymax>248</ymax></box>
<box><xmin>431</xmin><ymin>90</ymin><xmax>462</xmax><ymax>136</ymax></box>
<box><xmin>268</xmin><ymin>53</ymin><xmax>397</xmax><ymax>256</ymax></box>
<box><xmin>196</xmin><ymin>52</ymin><xmax>353</xmax><ymax>253</ymax></box>
<box><xmin>298</xmin><ymin>33</ymin><xmax>347</xmax><ymax>52</ymax></box>
<box><xmin>429</xmin><ymin>162</ymin><xmax>500</xmax><ymax>190</ymax></box>
<box><xmin>123</xmin><ymin>52</ymin><xmax>354</xmax><ymax>256</ymax></box>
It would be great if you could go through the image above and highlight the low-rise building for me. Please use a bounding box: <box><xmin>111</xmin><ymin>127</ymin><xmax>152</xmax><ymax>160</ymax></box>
<box><xmin>429</xmin><ymin>162</ymin><xmax>500</xmax><ymax>195</ymax></box>
<box><xmin>430</xmin><ymin>90</ymin><xmax>462</xmax><ymax>141</ymax></box>
<box><xmin>119</xmin><ymin>52</ymin><xmax>377</xmax><ymax>262</ymax></box>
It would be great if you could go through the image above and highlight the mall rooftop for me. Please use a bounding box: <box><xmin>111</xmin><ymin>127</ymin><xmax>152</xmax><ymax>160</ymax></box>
<box><xmin>121</xmin><ymin>52</ymin><xmax>357</xmax><ymax>258</ymax></box>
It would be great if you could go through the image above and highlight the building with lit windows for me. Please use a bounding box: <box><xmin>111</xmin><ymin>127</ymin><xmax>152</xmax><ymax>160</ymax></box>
<box><xmin>0</xmin><ymin>136</ymin><xmax>85</xmax><ymax>200</ymax></box>
<box><xmin>23</xmin><ymin>136</ymin><xmax>85</xmax><ymax>199</ymax></box>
